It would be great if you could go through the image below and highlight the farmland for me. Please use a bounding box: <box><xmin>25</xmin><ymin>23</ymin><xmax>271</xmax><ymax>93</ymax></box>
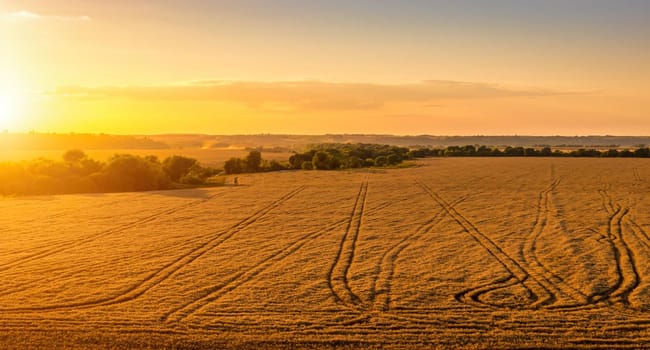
<box><xmin>1</xmin><ymin>158</ymin><xmax>649</xmax><ymax>349</ymax></box>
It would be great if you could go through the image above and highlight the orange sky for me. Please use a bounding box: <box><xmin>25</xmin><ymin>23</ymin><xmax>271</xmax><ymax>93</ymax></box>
<box><xmin>1</xmin><ymin>1</ymin><xmax>649</xmax><ymax>135</ymax></box>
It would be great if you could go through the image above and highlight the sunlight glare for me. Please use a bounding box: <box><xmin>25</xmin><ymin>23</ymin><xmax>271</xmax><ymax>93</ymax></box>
<box><xmin>0</xmin><ymin>91</ymin><xmax>20</xmax><ymax>130</ymax></box>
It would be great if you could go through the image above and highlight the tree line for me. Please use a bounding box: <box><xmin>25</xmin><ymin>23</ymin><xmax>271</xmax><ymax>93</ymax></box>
<box><xmin>223</xmin><ymin>143</ymin><xmax>411</xmax><ymax>174</ymax></box>
<box><xmin>409</xmin><ymin>145</ymin><xmax>650</xmax><ymax>158</ymax></box>
<box><xmin>0</xmin><ymin>150</ymin><xmax>219</xmax><ymax>196</ymax></box>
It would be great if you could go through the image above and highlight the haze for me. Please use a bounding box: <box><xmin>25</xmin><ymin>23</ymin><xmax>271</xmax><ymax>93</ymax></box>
<box><xmin>1</xmin><ymin>0</ymin><xmax>649</xmax><ymax>135</ymax></box>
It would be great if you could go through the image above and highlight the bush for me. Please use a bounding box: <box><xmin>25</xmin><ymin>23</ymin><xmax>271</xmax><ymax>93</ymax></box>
<box><xmin>301</xmin><ymin>161</ymin><xmax>313</xmax><ymax>170</ymax></box>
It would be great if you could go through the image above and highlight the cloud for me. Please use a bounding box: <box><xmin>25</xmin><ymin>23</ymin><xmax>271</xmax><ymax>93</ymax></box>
<box><xmin>3</xmin><ymin>10</ymin><xmax>91</xmax><ymax>22</ymax></box>
<box><xmin>52</xmin><ymin>80</ymin><xmax>568</xmax><ymax>111</ymax></box>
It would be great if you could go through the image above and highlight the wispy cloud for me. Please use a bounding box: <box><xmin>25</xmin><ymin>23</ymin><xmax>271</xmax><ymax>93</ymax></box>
<box><xmin>52</xmin><ymin>80</ymin><xmax>568</xmax><ymax>111</ymax></box>
<box><xmin>3</xmin><ymin>10</ymin><xmax>91</xmax><ymax>22</ymax></box>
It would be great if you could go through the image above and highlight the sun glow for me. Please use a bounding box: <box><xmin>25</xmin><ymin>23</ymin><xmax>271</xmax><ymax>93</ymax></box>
<box><xmin>0</xmin><ymin>91</ymin><xmax>20</xmax><ymax>130</ymax></box>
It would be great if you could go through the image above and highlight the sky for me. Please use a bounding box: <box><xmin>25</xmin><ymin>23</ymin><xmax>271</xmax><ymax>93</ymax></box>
<box><xmin>1</xmin><ymin>0</ymin><xmax>649</xmax><ymax>135</ymax></box>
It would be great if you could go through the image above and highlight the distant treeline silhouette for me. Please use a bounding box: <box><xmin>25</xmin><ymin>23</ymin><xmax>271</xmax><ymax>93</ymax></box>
<box><xmin>0</xmin><ymin>150</ymin><xmax>220</xmax><ymax>196</ymax></box>
<box><xmin>223</xmin><ymin>143</ymin><xmax>411</xmax><ymax>174</ymax></box>
<box><xmin>410</xmin><ymin>145</ymin><xmax>650</xmax><ymax>158</ymax></box>
<box><xmin>223</xmin><ymin>143</ymin><xmax>650</xmax><ymax>175</ymax></box>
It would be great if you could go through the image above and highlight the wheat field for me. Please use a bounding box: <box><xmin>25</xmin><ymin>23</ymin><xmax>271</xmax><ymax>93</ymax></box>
<box><xmin>1</xmin><ymin>158</ymin><xmax>649</xmax><ymax>349</ymax></box>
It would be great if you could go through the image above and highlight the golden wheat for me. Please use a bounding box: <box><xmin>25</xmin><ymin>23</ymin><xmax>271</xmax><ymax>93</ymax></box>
<box><xmin>0</xmin><ymin>158</ymin><xmax>649</xmax><ymax>348</ymax></box>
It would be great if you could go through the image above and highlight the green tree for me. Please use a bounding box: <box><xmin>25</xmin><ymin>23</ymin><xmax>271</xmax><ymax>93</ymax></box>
<box><xmin>375</xmin><ymin>155</ymin><xmax>388</xmax><ymax>166</ymax></box>
<box><xmin>312</xmin><ymin>151</ymin><xmax>331</xmax><ymax>170</ymax></box>
<box><xmin>163</xmin><ymin>156</ymin><xmax>198</xmax><ymax>182</ymax></box>
<box><xmin>245</xmin><ymin>150</ymin><xmax>262</xmax><ymax>172</ymax></box>
<box><xmin>224</xmin><ymin>157</ymin><xmax>244</xmax><ymax>174</ymax></box>
<box><xmin>387</xmin><ymin>154</ymin><xmax>401</xmax><ymax>165</ymax></box>
<box><xmin>63</xmin><ymin>149</ymin><xmax>87</xmax><ymax>163</ymax></box>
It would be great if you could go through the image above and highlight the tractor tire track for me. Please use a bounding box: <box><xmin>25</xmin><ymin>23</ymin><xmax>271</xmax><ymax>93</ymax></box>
<box><xmin>370</xmin><ymin>195</ymin><xmax>468</xmax><ymax>312</ymax></box>
<box><xmin>415</xmin><ymin>178</ymin><xmax>555</xmax><ymax>309</ymax></box>
<box><xmin>0</xmin><ymin>191</ymin><xmax>225</xmax><ymax>273</ymax></box>
<box><xmin>162</xmin><ymin>219</ymin><xmax>350</xmax><ymax>323</ymax></box>
<box><xmin>522</xmin><ymin>177</ymin><xmax>591</xmax><ymax>307</ymax></box>
<box><xmin>589</xmin><ymin>189</ymin><xmax>640</xmax><ymax>307</ymax></box>
<box><xmin>327</xmin><ymin>181</ymin><xmax>368</xmax><ymax>308</ymax></box>
<box><xmin>165</xmin><ymin>191</ymin><xmax>398</xmax><ymax>324</ymax></box>
<box><xmin>0</xmin><ymin>186</ymin><xmax>304</xmax><ymax>312</ymax></box>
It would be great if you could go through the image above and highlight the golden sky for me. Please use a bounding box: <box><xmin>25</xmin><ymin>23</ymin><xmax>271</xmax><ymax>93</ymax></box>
<box><xmin>1</xmin><ymin>0</ymin><xmax>649</xmax><ymax>135</ymax></box>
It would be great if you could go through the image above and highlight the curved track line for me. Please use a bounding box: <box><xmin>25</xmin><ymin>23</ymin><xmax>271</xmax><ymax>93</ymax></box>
<box><xmin>0</xmin><ymin>186</ymin><xmax>304</xmax><ymax>312</ymax></box>
<box><xmin>164</xmin><ymin>191</ymin><xmax>406</xmax><ymax>324</ymax></box>
<box><xmin>163</xmin><ymin>219</ymin><xmax>350</xmax><ymax>323</ymax></box>
<box><xmin>522</xmin><ymin>177</ymin><xmax>591</xmax><ymax>307</ymax></box>
<box><xmin>371</xmin><ymin>195</ymin><xmax>468</xmax><ymax>312</ymax></box>
<box><xmin>327</xmin><ymin>181</ymin><xmax>368</xmax><ymax>307</ymax></box>
<box><xmin>415</xmin><ymin>178</ymin><xmax>553</xmax><ymax>309</ymax></box>
<box><xmin>590</xmin><ymin>189</ymin><xmax>641</xmax><ymax>307</ymax></box>
<box><xmin>0</xmin><ymin>191</ymin><xmax>225</xmax><ymax>273</ymax></box>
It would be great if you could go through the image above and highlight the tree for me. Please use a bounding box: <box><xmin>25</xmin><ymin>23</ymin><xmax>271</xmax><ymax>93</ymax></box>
<box><xmin>312</xmin><ymin>151</ymin><xmax>331</xmax><ymax>170</ymax></box>
<box><xmin>634</xmin><ymin>147</ymin><xmax>650</xmax><ymax>158</ymax></box>
<box><xmin>375</xmin><ymin>155</ymin><xmax>388</xmax><ymax>166</ymax></box>
<box><xmin>224</xmin><ymin>157</ymin><xmax>244</xmax><ymax>174</ymax></box>
<box><xmin>387</xmin><ymin>154</ymin><xmax>400</xmax><ymax>165</ymax></box>
<box><xmin>163</xmin><ymin>156</ymin><xmax>198</xmax><ymax>182</ymax></box>
<box><xmin>63</xmin><ymin>149</ymin><xmax>87</xmax><ymax>163</ymax></box>
<box><xmin>346</xmin><ymin>156</ymin><xmax>363</xmax><ymax>168</ymax></box>
<box><xmin>97</xmin><ymin>154</ymin><xmax>171</xmax><ymax>192</ymax></box>
<box><xmin>245</xmin><ymin>150</ymin><xmax>262</xmax><ymax>172</ymax></box>
<box><xmin>268</xmin><ymin>160</ymin><xmax>286</xmax><ymax>171</ymax></box>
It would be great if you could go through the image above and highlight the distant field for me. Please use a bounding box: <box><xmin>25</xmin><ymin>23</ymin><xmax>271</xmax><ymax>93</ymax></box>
<box><xmin>1</xmin><ymin>158</ymin><xmax>649</xmax><ymax>349</ymax></box>
<box><xmin>0</xmin><ymin>148</ymin><xmax>293</xmax><ymax>167</ymax></box>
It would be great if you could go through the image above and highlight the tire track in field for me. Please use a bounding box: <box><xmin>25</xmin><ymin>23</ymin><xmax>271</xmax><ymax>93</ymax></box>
<box><xmin>162</xmin><ymin>219</ymin><xmax>350</xmax><ymax>324</ymax></box>
<box><xmin>632</xmin><ymin>168</ymin><xmax>643</xmax><ymax>187</ymax></box>
<box><xmin>590</xmin><ymin>189</ymin><xmax>640</xmax><ymax>306</ymax></box>
<box><xmin>10</xmin><ymin>196</ymin><xmax>134</xmax><ymax>227</ymax></box>
<box><xmin>164</xmin><ymin>191</ymin><xmax>400</xmax><ymax>324</ymax></box>
<box><xmin>327</xmin><ymin>180</ymin><xmax>368</xmax><ymax>308</ymax></box>
<box><xmin>0</xmin><ymin>186</ymin><xmax>305</xmax><ymax>313</ymax></box>
<box><xmin>0</xmin><ymin>191</ymin><xmax>226</xmax><ymax>273</ymax></box>
<box><xmin>370</xmin><ymin>195</ymin><xmax>468</xmax><ymax>312</ymax></box>
<box><xmin>415</xmin><ymin>178</ymin><xmax>555</xmax><ymax>309</ymax></box>
<box><xmin>522</xmin><ymin>177</ymin><xmax>591</xmax><ymax>307</ymax></box>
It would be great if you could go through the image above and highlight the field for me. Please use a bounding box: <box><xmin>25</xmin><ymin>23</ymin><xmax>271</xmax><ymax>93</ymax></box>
<box><xmin>1</xmin><ymin>158</ymin><xmax>649</xmax><ymax>349</ymax></box>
